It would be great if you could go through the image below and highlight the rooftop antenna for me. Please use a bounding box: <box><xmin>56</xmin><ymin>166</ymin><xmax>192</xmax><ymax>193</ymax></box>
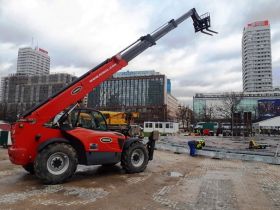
<box><xmin>35</xmin><ymin>40</ymin><xmax>38</xmax><ymax>50</ymax></box>
<box><xmin>31</xmin><ymin>37</ymin><xmax>34</xmax><ymax>48</ymax></box>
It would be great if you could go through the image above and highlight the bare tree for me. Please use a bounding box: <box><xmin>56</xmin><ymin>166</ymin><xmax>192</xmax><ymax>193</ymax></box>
<box><xmin>176</xmin><ymin>105</ymin><xmax>193</xmax><ymax>131</ymax></box>
<box><xmin>199</xmin><ymin>104</ymin><xmax>217</xmax><ymax>122</ymax></box>
<box><xmin>216</xmin><ymin>92</ymin><xmax>243</xmax><ymax>133</ymax></box>
<box><xmin>166</xmin><ymin>109</ymin><xmax>174</xmax><ymax>122</ymax></box>
<box><xmin>216</xmin><ymin>92</ymin><xmax>243</xmax><ymax>119</ymax></box>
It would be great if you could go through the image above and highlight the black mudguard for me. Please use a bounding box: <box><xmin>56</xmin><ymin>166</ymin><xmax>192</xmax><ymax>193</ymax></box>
<box><xmin>122</xmin><ymin>138</ymin><xmax>140</xmax><ymax>150</ymax></box>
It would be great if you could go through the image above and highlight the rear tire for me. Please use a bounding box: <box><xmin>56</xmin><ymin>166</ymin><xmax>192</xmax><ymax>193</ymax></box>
<box><xmin>121</xmin><ymin>141</ymin><xmax>149</xmax><ymax>173</ymax></box>
<box><xmin>22</xmin><ymin>163</ymin><xmax>35</xmax><ymax>174</ymax></box>
<box><xmin>34</xmin><ymin>143</ymin><xmax>78</xmax><ymax>184</ymax></box>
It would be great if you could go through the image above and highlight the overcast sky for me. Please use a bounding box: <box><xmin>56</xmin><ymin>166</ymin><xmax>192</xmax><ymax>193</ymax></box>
<box><xmin>1</xmin><ymin>0</ymin><xmax>280</xmax><ymax>105</ymax></box>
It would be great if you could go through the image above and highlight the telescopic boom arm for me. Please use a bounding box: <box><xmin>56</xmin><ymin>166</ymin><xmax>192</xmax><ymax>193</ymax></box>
<box><xmin>20</xmin><ymin>8</ymin><xmax>216</xmax><ymax>124</ymax></box>
<box><xmin>121</xmin><ymin>8</ymin><xmax>217</xmax><ymax>62</ymax></box>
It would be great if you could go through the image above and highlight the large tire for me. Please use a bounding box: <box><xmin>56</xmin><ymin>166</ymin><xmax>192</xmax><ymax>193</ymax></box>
<box><xmin>121</xmin><ymin>141</ymin><xmax>149</xmax><ymax>173</ymax></box>
<box><xmin>22</xmin><ymin>163</ymin><xmax>35</xmax><ymax>174</ymax></box>
<box><xmin>34</xmin><ymin>143</ymin><xmax>78</xmax><ymax>184</ymax></box>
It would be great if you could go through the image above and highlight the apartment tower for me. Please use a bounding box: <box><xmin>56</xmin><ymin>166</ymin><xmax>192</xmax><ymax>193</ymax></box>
<box><xmin>242</xmin><ymin>20</ymin><xmax>272</xmax><ymax>92</ymax></box>
<box><xmin>17</xmin><ymin>47</ymin><xmax>50</xmax><ymax>75</ymax></box>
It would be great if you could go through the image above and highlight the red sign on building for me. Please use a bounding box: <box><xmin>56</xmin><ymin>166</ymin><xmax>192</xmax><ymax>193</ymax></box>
<box><xmin>38</xmin><ymin>48</ymin><xmax>48</xmax><ymax>54</ymax></box>
<box><xmin>247</xmin><ymin>20</ymin><xmax>269</xmax><ymax>28</ymax></box>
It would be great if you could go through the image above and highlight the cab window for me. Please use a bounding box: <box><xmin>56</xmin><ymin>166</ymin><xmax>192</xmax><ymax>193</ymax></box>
<box><xmin>77</xmin><ymin>110</ymin><xmax>107</xmax><ymax>131</ymax></box>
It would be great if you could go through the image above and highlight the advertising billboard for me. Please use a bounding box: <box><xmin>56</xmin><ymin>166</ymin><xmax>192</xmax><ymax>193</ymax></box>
<box><xmin>258</xmin><ymin>99</ymin><xmax>280</xmax><ymax>119</ymax></box>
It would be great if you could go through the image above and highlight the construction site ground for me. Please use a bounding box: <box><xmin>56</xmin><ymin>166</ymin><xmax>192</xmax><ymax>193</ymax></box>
<box><xmin>0</xmin><ymin>143</ymin><xmax>279</xmax><ymax>210</ymax></box>
<box><xmin>165</xmin><ymin>134</ymin><xmax>280</xmax><ymax>155</ymax></box>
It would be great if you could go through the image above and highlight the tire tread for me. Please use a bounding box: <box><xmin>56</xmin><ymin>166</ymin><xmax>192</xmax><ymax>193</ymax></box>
<box><xmin>34</xmin><ymin>143</ymin><xmax>77</xmax><ymax>184</ymax></box>
<box><xmin>121</xmin><ymin>141</ymin><xmax>148</xmax><ymax>173</ymax></box>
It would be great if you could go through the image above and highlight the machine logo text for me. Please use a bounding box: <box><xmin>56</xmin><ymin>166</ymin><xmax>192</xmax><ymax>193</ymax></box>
<box><xmin>71</xmin><ymin>86</ymin><xmax>82</xmax><ymax>95</ymax></box>
<box><xmin>100</xmin><ymin>137</ymin><xmax>112</xmax><ymax>143</ymax></box>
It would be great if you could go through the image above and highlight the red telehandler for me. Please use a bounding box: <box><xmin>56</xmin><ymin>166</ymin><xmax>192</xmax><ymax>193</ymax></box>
<box><xmin>8</xmin><ymin>8</ymin><xmax>216</xmax><ymax>184</ymax></box>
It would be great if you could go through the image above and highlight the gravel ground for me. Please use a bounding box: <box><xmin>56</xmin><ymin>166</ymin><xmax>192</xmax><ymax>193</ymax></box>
<box><xmin>160</xmin><ymin>135</ymin><xmax>280</xmax><ymax>155</ymax></box>
<box><xmin>0</xmin><ymin>147</ymin><xmax>279</xmax><ymax>210</ymax></box>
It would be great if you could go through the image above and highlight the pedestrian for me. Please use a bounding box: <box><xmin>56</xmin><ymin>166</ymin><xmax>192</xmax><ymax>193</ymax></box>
<box><xmin>188</xmin><ymin>140</ymin><xmax>196</xmax><ymax>156</ymax></box>
<box><xmin>187</xmin><ymin>139</ymin><xmax>205</xmax><ymax>157</ymax></box>
<box><xmin>200</xmin><ymin>128</ymin><xmax>203</xmax><ymax>136</ymax></box>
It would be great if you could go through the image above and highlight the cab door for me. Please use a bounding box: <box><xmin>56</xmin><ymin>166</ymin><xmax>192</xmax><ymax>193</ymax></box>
<box><xmin>63</xmin><ymin>109</ymin><xmax>123</xmax><ymax>153</ymax></box>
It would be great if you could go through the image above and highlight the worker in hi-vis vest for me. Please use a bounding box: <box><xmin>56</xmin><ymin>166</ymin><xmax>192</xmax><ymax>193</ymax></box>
<box><xmin>188</xmin><ymin>139</ymin><xmax>205</xmax><ymax>156</ymax></box>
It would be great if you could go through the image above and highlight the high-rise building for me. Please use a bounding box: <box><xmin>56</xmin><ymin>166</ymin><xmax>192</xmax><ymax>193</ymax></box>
<box><xmin>88</xmin><ymin>70</ymin><xmax>179</xmax><ymax>122</ymax></box>
<box><xmin>17</xmin><ymin>47</ymin><xmax>50</xmax><ymax>75</ymax></box>
<box><xmin>1</xmin><ymin>73</ymin><xmax>76</xmax><ymax>121</ymax></box>
<box><xmin>242</xmin><ymin>20</ymin><xmax>272</xmax><ymax>92</ymax></box>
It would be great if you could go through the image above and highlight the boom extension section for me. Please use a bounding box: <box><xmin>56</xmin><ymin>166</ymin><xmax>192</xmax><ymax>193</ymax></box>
<box><xmin>120</xmin><ymin>8</ymin><xmax>217</xmax><ymax>62</ymax></box>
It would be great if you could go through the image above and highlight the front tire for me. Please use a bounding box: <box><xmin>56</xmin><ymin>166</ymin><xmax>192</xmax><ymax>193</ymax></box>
<box><xmin>34</xmin><ymin>143</ymin><xmax>77</xmax><ymax>184</ymax></box>
<box><xmin>121</xmin><ymin>141</ymin><xmax>149</xmax><ymax>173</ymax></box>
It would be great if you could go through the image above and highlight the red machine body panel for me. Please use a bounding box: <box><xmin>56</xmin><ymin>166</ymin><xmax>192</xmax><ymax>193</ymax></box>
<box><xmin>9</xmin><ymin>124</ymin><xmax>63</xmax><ymax>165</ymax></box>
<box><xmin>65</xmin><ymin>128</ymin><xmax>124</xmax><ymax>153</ymax></box>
